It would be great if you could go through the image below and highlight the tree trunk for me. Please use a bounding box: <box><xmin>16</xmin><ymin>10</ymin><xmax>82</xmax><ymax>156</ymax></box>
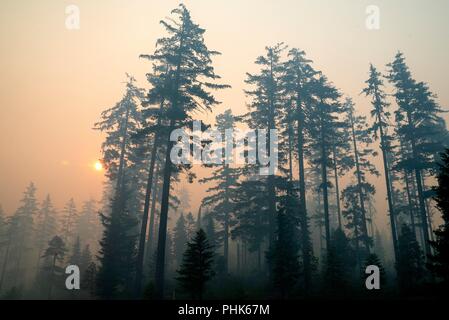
<box><xmin>154</xmin><ymin>22</ymin><xmax>185</xmax><ymax>297</ymax></box>
<box><xmin>223</xmin><ymin>164</ymin><xmax>231</xmax><ymax>274</ymax></box>
<box><xmin>47</xmin><ymin>254</ymin><xmax>57</xmax><ymax>300</ymax></box>
<box><xmin>288</xmin><ymin>121</ymin><xmax>294</xmax><ymax>183</ymax></box>
<box><xmin>154</xmin><ymin>121</ymin><xmax>175</xmax><ymax>299</ymax></box>
<box><xmin>421</xmin><ymin>176</ymin><xmax>435</xmax><ymax>242</ymax></box>
<box><xmin>406</xmin><ymin>111</ymin><xmax>431</xmax><ymax>256</ymax></box>
<box><xmin>147</xmin><ymin>166</ymin><xmax>161</xmax><ymax>258</ymax></box>
<box><xmin>115</xmin><ymin>102</ymin><xmax>131</xmax><ymax>193</ymax></box>
<box><xmin>320</xmin><ymin>118</ymin><xmax>331</xmax><ymax>252</ymax></box>
<box><xmin>378</xmin><ymin>115</ymin><xmax>399</xmax><ymax>263</ymax></box>
<box><xmin>349</xmin><ymin>110</ymin><xmax>371</xmax><ymax>252</ymax></box>
<box><xmin>296</xmin><ymin>94</ymin><xmax>312</xmax><ymax>293</ymax></box>
<box><xmin>404</xmin><ymin>171</ymin><xmax>416</xmax><ymax>233</ymax></box>
<box><xmin>332</xmin><ymin>142</ymin><xmax>342</xmax><ymax>229</ymax></box>
<box><xmin>267</xmin><ymin>54</ymin><xmax>276</xmax><ymax>248</ymax></box>
<box><xmin>134</xmin><ymin>112</ymin><xmax>162</xmax><ymax>297</ymax></box>
<box><xmin>224</xmin><ymin>214</ymin><xmax>229</xmax><ymax>274</ymax></box>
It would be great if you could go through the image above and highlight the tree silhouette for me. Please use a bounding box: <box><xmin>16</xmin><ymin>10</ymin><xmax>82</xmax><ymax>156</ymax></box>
<box><xmin>176</xmin><ymin>229</ymin><xmax>215</xmax><ymax>299</ymax></box>
<box><xmin>363</xmin><ymin>63</ymin><xmax>399</xmax><ymax>263</ymax></box>
<box><xmin>428</xmin><ymin>149</ymin><xmax>449</xmax><ymax>286</ymax></box>
<box><xmin>396</xmin><ymin>224</ymin><xmax>424</xmax><ymax>292</ymax></box>
<box><xmin>42</xmin><ymin>236</ymin><xmax>67</xmax><ymax>299</ymax></box>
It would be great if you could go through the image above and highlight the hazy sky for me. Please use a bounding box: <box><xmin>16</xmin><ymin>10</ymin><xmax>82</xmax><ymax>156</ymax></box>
<box><xmin>1</xmin><ymin>0</ymin><xmax>448</xmax><ymax>229</ymax></box>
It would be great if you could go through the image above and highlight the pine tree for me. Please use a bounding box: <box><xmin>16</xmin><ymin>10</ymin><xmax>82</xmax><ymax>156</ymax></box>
<box><xmin>267</xmin><ymin>208</ymin><xmax>300</xmax><ymax>298</ymax></box>
<box><xmin>173</xmin><ymin>213</ymin><xmax>188</xmax><ymax>267</ymax></box>
<box><xmin>176</xmin><ymin>229</ymin><xmax>215</xmax><ymax>299</ymax></box>
<box><xmin>282</xmin><ymin>49</ymin><xmax>319</xmax><ymax>291</ymax></box>
<box><xmin>96</xmin><ymin>188</ymin><xmax>138</xmax><ymax>299</ymax></box>
<box><xmin>93</xmin><ymin>74</ymin><xmax>144</xmax><ymax>194</ymax></box>
<box><xmin>35</xmin><ymin>195</ymin><xmax>58</xmax><ymax>270</ymax></box>
<box><xmin>244</xmin><ymin>43</ymin><xmax>286</xmax><ymax>248</ymax></box>
<box><xmin>42</xmin><ymin>236</ymin><xmax>67</xmax><ymax>299</ymax></box>
<box><xmin>69</xmin><ymin>236</ymin><xmax>82</xmax><ymax>266</ymax></box>
<box><xmin>342</xmin><ymin>183</ymin><xmax>375</xmax><ymax>266</ymax></box>
<box><xmin>7</xmin><ymin>182</ymin><xmax>39</xmax><ymax>289</ymax></box>
<box><xmin>363</xmin><ymin>63</ymin><xmax>399</xmax><ymax>263</ymax></box>
<box><xmin>164</xmin><ymin>231</ymin><xmax>175</xmax><ymax>276</ymax></box>
<box><xmin>80</xmin><ymin>244</ymin><xmax>92</xmax><ymax>274</ymax></box>
<box><xmin>61</xmin><ymin>198</ymin><xmax>78</xmax><ymax>246</ymax></box>
<box><xmin>204</xmin><ymin>214</ymin><xmax>219</xmax><ymax>251</ymax></box>
<box><xmin>341</xmin><ymin>97</ymin><xmax>379</xmax><ymax>258</ymax></box>
<box><xmin>144</xmin><ymin>4</ymin><xmax>228</xmax><ymax>298</ymax></box>
<box><xmin>307</xmin><ymin>75</ymin><xmax>344</xmax><ymax>254</ymax></box>
<box><xmin>323</xmin><ymin>228</ymin><xmax>356</xmax><ymax>296</ymax></box>
<box><xmin>95</xmin><ymin>75</ymin><xmax>144</xmax><ymax>298</ymax></box>
<box><xmin>82</xmin><ymin>262</ymin><xmax>97</xmax><ymax>297</ymax></box>
<box><xmin>396</xmin><ymin>224</ymin><xmax>424</xmax><ymax>292</ymax></box>
<box><xmin>330</xmin><ymin>123</ymin><xmax>353</xmax><ymax>230</ymax></box>
<box><xmin>76</xmin><ymin>199</ymin><xmax>100</xmax><ymax>252</ymax></box>
<box><xmin>200</xmin><ymin>109</ymin><xmax>240</xmax><ymax>273</ymax></box>
<box><xmin>374</xmin><ymin>229</ymin><xmax>386</xmax><ymax>262</ymax></box>
<box><xmin>231</xmin><ymin>178</ymin><xmax>270</xmax><ymax>271</ymax></box>
<box><xmin>185</xmin><ymin>212</ymin><xmax>196</xmax><ymax>241</ymax></box>
<box><xmin>134</xmin><ymin>47</ymin><xmax>172</xmax><ymax>296</ymax></box>
<box><xmin>387</xmin><ymin>52</ymin><xmax>448</xmax><ymax>256</ymax></box>
<box><xmin>428</xmin><ymin>149</ymin><xmax>449</xmax><ymax>286</ymax></box>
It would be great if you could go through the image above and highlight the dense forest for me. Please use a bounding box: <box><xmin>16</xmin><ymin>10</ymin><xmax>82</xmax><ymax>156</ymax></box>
<box><xmin>1</xmin><ymin>4</ymin><xmax>449</xmax><ymax>300</ymax></box>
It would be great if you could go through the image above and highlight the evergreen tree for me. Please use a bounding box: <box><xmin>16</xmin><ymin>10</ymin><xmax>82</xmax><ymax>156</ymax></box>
<box><xmin>428</xmin><ymin>149</ymin><xmax>449</xmax><ymax>286</ymax></box>
<box><xmin>200</xmin><ymin>109</ymin><xmax>240</xmax><ymax>273</ymax></box>
<box><xmin>244</xmin><ymin>43</ymin><xmax>286</xmax><ymax>247</ymax></box>
<box><xmin>387</xmin><ymin>52</ymin><xmax>448</xmax><ymax>256</ymax></box>
<box><xmin>330</xmin><ymin>122</ymin><xmax>354</xmax><ymax>230</ymax></box>
<box><xmin>76</xmin><ymin>199</ymin><xmax>100</xmax><ymax>252</ymax></box>
<box><xmin>146</xmin><ymin>4</ymin><xmax>229</xmax><ymax>298</ymax></box>
<box><xmin>134</xmin><ymin>45</ymin><xmax>173</xmax><ymax>296</ymax></box>
<box><xmin>61</xmin><ymin>198</ymin><xmax>78</xmax><ymax>246</ymax></box>
<box><xmin>363</xmin><ymin>63</ymin><xmax>399</xmax><ymax>262</ymax></box>
<box><xmin>204</xmin><ymin>214</ymin><xmax>219</xmax><ymax>251</ymax></box>
<box><xmin>323</xmin><ymin>228</ymin><xmax>356</xmax><ymax>295</ymax></box>
<box><xmin>307</xmin><ymin>75</ymin><xmax>344</xmax><ymax>253</ymax></box>
<box><xmin>396</xmin><ymin>224</ymin><xmax>424</xmax><ymax>292</ymax></box>
<box><xmin>96</xmin><ymin>188</ymin><xmax>138</xmax><ymax>299</ymax></box>
<box><xmin>173</xmin><ymin>213</ymin><xmax>188</xmax><ymax>266</ymax></box>
<box><xmin>185</xmin><ymin>212</ymin><xmax>196</xmax><ymax>241</ymax></box>
<box><xmin>282</xmin><ymin>48</ymin><xmax>317</xmax><ymax>292</ymax></box>
<box><xmin>82</xmin><ymin>262</ymin><xmax>97</xmax><ymax>297</ymax></box>
<box><xmin>42</xmin><ymin>236</ymin><xmax>67</xmax><ymax>299</ymax></box>
<box><xmin>341</xmin><ymin>97</ymin><xmax>379</xmax><ymax>258</ymax></box>
<box><xmin>231</xmin><ymin>178</ymin><xmax>270</xmax><ymax>271</ymax></box>
<box><xmin>93</xmin><ymin>74</ymin><xmax>144</xmax><ymax>194</ymax></box>
<box><xmin>69</xmin><ymin>236</ymin><xmax>82</xmax><ymax>266</ymax></box>
<box><xmin>80</xmin><ymin>244</ymin><xmax>92</xmax><ymax>274</ymax></box>
<box><xmin>176</xmin><ymin>229</ymin><xmax>215</xmax><ymax>299</ymax></box>
<box><xmin>35</xmin><ymin>195</ymin><xmax>58</xmax><ymax>271</ymax></box>
<box><xmin>374</xmin><ymin>229</ymin><xmax>386</xmax><ymax>262</ymax></box>
<box><xmin>164</xmin><ymin>231</ymin><xmax>175</xmax><ymax>276</ymax></box>
<box><xmin>95</xmin><ymin>75</ymin><xmax>144</xmax><ymax>298</ymax></box>
<box><xmin>267</xmin><ymin>209</ymin><xmax>300</xmax><ymax>298</ymax></box>
<box><xmin>7</xmin><ymin>182</ymin><xmax>39</xmax><ymax>289</ymax></box>
<box><xmin>342</xmin><ymin>183</ymin><xmax>375</xmax><ymax>266</ymax></box>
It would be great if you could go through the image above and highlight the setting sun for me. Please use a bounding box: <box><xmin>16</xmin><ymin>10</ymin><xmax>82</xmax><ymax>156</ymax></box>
<box><xmin>94</xmin><ymin>160</ymin><xmax>103</xmax><ymax>171</ymax></box>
